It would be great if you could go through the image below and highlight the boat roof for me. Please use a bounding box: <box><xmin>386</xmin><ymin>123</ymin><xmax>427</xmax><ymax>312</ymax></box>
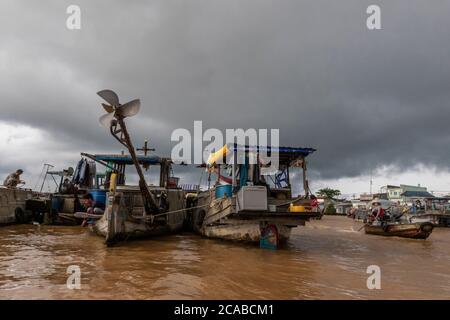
<box><xmin>81</xmin><ymin>153</ymin><xmax>169</xmax><ymax>165</ymax></box>
<box><xmin>401</xmin><ymin>191</ymin><xmax>435</xmax><ymax>198</ymax></box>
<box><xmin>233</xmin><ymin>145</ymin><xmax>316</xmax><ymax>163</ymax></box>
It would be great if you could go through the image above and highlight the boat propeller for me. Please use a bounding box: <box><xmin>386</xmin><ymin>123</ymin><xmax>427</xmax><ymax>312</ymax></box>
<box><xmin>97</xmin><ymin>89</ymin><xmax>141</xmax><ymax>127</ymax></box>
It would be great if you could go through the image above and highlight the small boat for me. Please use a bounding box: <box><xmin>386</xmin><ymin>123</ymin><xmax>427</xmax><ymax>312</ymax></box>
<box><xmin>364</xmin><ymin>222</ymin><xmax>434</xmax><ymax>239</ymax></box>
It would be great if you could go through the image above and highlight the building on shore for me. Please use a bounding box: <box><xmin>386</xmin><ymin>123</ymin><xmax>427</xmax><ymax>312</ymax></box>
<box><xmin>379</xmin><ymin>184</ymin><xmax>434</xmax><ymax>203</ymax></box>
<box><xmin>380</xmin><ymin>185</ymin><xmax>403</xmax><ymax>200</ymax></box>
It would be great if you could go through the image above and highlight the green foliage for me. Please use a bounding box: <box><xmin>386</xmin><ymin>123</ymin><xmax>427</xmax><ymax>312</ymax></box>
<box><xmin>317</xmin><ymin>188</ymin><xmax>341</xmax><ymax>199</ymax></box>
<box><xmin>324</xmin><ymin>203</ymin><xmax>337</xmax><ymax>214</ymax></box>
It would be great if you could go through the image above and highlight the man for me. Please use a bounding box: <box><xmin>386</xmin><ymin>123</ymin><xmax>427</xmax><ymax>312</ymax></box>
<box><xmin>80</xmin><ymin>193</ymin><xmax>104</xmax><ymax>227</ymax></box>
<box><xmin>3</xmin><ymin>169</ymin><xmax>25</xmax><ymax>188</ymax></box>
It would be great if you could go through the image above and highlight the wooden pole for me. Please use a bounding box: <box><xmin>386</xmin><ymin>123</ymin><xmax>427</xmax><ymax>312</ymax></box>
<box><xmin>302</xmin><ymin>157</ymin><xmax>309</xmax><ymax>197</ymax></box>
<box><xmin>118</xmin><ymin>117</ymin><xmax>159</xmax><ymax>214</ymax></box>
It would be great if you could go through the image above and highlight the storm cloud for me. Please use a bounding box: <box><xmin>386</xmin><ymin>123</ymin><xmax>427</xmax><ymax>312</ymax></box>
<box><xmin>1</xmin><ymin>0</ymin><xmax>450</xmax><ymax>192</ymax></box>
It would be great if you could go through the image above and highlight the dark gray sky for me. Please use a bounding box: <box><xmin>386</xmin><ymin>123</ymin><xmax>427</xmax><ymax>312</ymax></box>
<box><xmin>1</xmin><ymin>1</ymin><xmax>450</xmax><ymax>194</ymax></box>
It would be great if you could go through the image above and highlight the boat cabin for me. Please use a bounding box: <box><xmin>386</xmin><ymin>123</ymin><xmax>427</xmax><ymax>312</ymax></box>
<box><xmin>205</xmin><ymin>144</ymin><xmax>318</xmax><ymax>213</ymax></box>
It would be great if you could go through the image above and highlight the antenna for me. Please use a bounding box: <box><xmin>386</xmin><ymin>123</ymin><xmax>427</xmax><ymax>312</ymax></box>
<box><xmin>137</xmin><ymin>139</ymin><xmax>155</xmax><ymax>156</ymax></box>
<box><xmin>39</xmin><ymin>163</ymin><xmax>55</xmax><ymax>193</ymax></box>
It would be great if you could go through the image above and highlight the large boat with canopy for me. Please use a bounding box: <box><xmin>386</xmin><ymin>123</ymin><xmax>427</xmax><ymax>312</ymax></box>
<box><xmin>188</xmin><ymin>144</ymin><xmax>320</xmax><ymax>249</ymax></box>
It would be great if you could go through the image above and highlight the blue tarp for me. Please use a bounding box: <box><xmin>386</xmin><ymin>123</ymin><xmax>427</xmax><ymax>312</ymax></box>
<box><xmin>91</xmin><ymin>154</ymin><xmax>163</xmax><ymax>165</ymax></box>
<box><xmin>401</xmin><ymin>191</ymin><xmax>435</xmax><ymax>198</ymax></box>
<box><xmin>233</xmin><ymin>145</ymin><xmax>316</xmax><ymax>157</ymax></box>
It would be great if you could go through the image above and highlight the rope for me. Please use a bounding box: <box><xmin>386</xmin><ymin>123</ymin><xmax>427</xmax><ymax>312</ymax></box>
<box><xmin>147</xmin><ymin>202</ymin><xmax>211</xmax><ymax>219</ymax></box>
<box><xmin>34</xmin><ymin>165</ymin><xmax>46</xmax><ymax>191</ymax></box>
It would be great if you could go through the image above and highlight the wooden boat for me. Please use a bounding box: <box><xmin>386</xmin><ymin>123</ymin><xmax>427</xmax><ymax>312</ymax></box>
<box><xmin>364</xmin><ymin>222</ymin><xmax>434</xmax><ymax>239</ymax></box>
<box><xmin>88</xmin><ymin>89</ymin><xmax>186</xmax><ymax>245</ymax></box>
<box><xmin>24</xmin><ymin>164</ymin><xmax>103</xmax><ymax>226</ymax></box>
<box><xmin>92</xmin><ymin>186</ymin><xmax>186</xmax><ymax>244</ymax></box>
<box><xmin>83</xmin><ymin>153</ymin><xmax>187</xmax><ymax>245</ymax></box>
<box><xmin>409</xmin><ymin>211</ymin><xmax>450</xmax><ymax>227</ymax></box>
<box><xmin>0</xmin><ymin>186</ymin><xmax>34</xmax><ymax>225</ymax></box>
<box><xmin>189</xmin><ymin>145</ymin><xmax>321</xmax><ymax>248</ymax></box>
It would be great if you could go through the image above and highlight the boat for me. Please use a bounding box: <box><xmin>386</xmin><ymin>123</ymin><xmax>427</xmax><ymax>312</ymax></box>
<box><xmin>188</xmin><ymin>144</ymin><xmax>321</xmax><ymax>248</ymax></box>
<box><xmin>0</xmin><ymin>186</ymin><xmax>34</xmax><ymax>225</ymax></box>
<box><xmin>84</xmin><ymin>153</ymin><xmax>186</xmax><ymax>244</ymax></box>
<box><xmin>87</xmin><ymin>89</ymin><xmax>186</xmax><ymax>245</ymax></box>
<box><xmin>24</xmin><ymin>165</ymin><xmax>87</xmax><ymax>225</ymax></box>
<box><xmin>409</xmin><ymin>211</ymin><xmax>450</xmax><ymax>227</ymax></box>
<box><xmin>364</xmin><ymin>221</ymin><xmax>434</xmax><ymax>239</ymax></box>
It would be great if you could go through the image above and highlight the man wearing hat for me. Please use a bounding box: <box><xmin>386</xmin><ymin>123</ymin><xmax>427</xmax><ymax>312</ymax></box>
<box><xmin>370</xmin><ymin>200</ymin><xmax>385</xmax><ymax>223</ymax></box>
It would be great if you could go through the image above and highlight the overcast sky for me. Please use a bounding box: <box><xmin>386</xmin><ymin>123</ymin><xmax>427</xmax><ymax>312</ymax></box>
<box><xmin>1</xmin><ymin>0</ymin><xmax>450</xmax><ymax>196</ymax></box>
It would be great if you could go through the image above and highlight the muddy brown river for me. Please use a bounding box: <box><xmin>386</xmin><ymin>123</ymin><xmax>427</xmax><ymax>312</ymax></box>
<box><xmin>0</xmin><ymin>216</ymin><xmax>449</xmax><ymax>299</ymax></box>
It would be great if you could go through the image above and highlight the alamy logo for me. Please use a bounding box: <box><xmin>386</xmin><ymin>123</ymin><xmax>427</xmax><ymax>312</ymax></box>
<box><xmin>171</xmin><ymin>121</ymin><xmax>280</xmax><ymax>174</ymax></box>
<box><xmin>66</xmin><ymin>265</ymin><xmax>81</xmax><ymax>289</ymax></box>
<box><xmin>66</xmin><ymin>5</ymin><xmax>81</xmax><ymax>30</ymax></box>
<box><xmin>366</xmin><ymin>265</ymin><xmax>381</xmax><ymax>289</ymax></box>
<box><xmin>366</xmin><ymin>5</ymin><xmax>381</xmax><ymax>30</ymax></box>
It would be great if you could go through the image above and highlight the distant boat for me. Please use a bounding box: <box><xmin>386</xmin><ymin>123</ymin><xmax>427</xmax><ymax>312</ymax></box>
<box><xmin>364</xmin><ymin>222</ymin><xmax>433</xmax><ymax>239</ymax></box>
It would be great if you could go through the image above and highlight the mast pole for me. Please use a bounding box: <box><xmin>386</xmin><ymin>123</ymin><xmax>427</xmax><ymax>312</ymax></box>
<box><xmin>117</xmin><ymin>117</ymin><xmax>159</xmax><ymax>214</ymax></box>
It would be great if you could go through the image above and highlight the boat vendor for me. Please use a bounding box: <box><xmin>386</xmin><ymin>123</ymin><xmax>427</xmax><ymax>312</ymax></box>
<box><xmin>370</xmin><ymin>201</ymin><xmax>385</xmax><ymax>223</ymax></box>
<box><xmin>2</xmin><ymin>169</ymin><xmax>25</xmax><ymax>188</ymax></box>
<box><xmin>310</xmin><ymin>195</ymin><xmax>319</xmax><ymax>212</ymax></box>
<box><xmin>80</xmin><ymin>193</ymin><xmax>104</xmax><ymax>227</ymax></box>
<box><xmin>412</xmin><ymin>199</ymin><xmax>422</xmax><ymax>213</ymax></box>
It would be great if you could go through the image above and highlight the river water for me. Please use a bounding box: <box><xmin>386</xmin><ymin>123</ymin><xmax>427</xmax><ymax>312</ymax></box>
<box><xmin>0</xmin><ymin>216</ymin><xmax>449</xmax><ymax>299</ymax></box>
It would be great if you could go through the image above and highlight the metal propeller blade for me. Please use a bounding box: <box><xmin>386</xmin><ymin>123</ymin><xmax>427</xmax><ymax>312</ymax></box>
<box><xmin>97</xmin><ymin>89</ymin><xmax>120</xmax><ymax>106</ymax></box>
<box><xmin>118</xmin><ymin>99</ymin><xmax>141</xmax><ymax>118</ymax></box>
<box><xmin>99</xmin><ymin>112</ymin><xmax>115</xmax><ymax>127</ymax></box>
<box><xmin>102</xmin><ymin>103</ymin><xmax>114</xmax><ymax>113</ymax></box>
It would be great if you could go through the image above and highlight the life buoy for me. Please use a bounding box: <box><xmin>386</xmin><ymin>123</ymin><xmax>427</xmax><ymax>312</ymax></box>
<box><xmin>260</xmin><ymin>224</ymin><xmax>279</xmax><ymax>249</ymax></box>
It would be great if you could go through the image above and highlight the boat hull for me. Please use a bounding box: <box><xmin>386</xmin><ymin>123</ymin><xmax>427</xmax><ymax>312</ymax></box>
<box><xmin>0</xmin><ymin>187</ymin><xmax>33</xmax><ymax>225</ymax></box>
<box><xmin>92</xmin><ymin>213</ymin><xmax>184</xmax><ymax>243</ymax></box>
<box><xmin>410</xmin><ymin>212</ymin><xmax>450</xmax><ymax>227</ymax></box>
<box><xmin>364</xmin><ymin>222</ymin><xmax>433</xmax><ymax>239</ymax></box>
<box><xmin>92</xmin><ymin>189</ymin><xmax>186</xmax><ymax>245</ymax></box>
<box><xmin>199</xmin><ymin>220</ymin><xmax>293</xmax><ymax>244</ymax></box>
<box><xmin>190</xmin><ymin>191</ymin><xmax>317</xmax><ymax>246</ymax></box>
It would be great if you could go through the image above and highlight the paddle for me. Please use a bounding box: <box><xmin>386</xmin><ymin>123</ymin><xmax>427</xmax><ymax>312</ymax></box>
<box><xmin>74</xmin><ymin>212</ymin><xmax>103</xmax><ymax>219</ymax></box>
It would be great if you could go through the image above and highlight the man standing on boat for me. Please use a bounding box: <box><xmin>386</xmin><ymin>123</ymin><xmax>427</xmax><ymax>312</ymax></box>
<box><xmin>2</xmin><ymin>169</ymin><xmax>25</xmax><ymax>188</ymax></box>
